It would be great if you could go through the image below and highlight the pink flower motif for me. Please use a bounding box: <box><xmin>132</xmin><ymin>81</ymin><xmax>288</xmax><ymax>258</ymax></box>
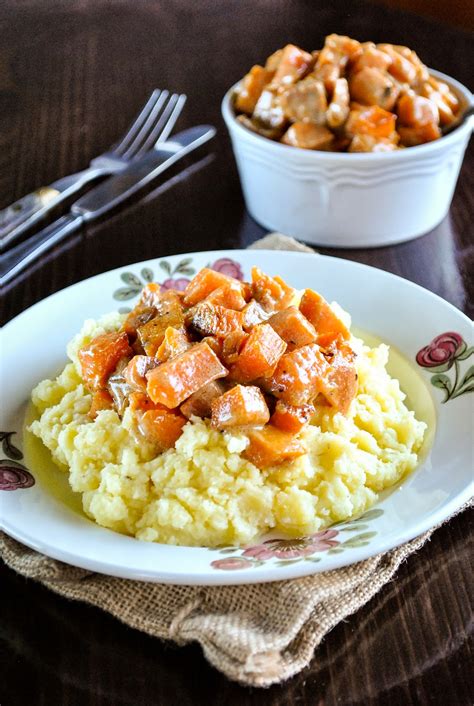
<box><xmin>210</xmin><ymin>557</ymin><xmax>253</xmax><ymax>570</ymax></box>
<box><xmin>160</xmin><ymin>277</ymin><xmax>190</xmax><ymax>291</ymax></box>
<box><xmin>416</xmin><ymin>332</ymin><xmax>464</xmax><ymax>369</ymax></box>
<box><xmin>242</xmin><ymin>529</ymin><xmax>339</xmax><ymax>560</ymax></box>
<box><xmin>0</xmin><ymin>462</ymin><xmax>35</xmax><ymax>491</ymax></box>
<box><xmin>211</xmin><ymin>258</ymin><xmax>244</xmax><ymax>281</ymax></box>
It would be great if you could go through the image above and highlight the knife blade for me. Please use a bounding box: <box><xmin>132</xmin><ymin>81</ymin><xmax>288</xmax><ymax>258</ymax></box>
<box><xmin>1</xmin><ymin>125</ymin><xmax>216</xmax><ymax>285</ymax></box>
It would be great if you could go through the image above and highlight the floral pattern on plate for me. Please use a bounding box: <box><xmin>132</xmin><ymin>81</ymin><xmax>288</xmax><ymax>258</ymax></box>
<box><xmin>416</xmin><ymin>332</ymin><xmax>473</xmax><ymax>402</ymax></box>
<box><xmin>112</xmin><ymin>256</ymin><xmax>244</xmax><ymax>312</ymax></box>
<box><xmin>0</xmin><ymin>431</ymin><xmax>35</xmax><ymax>491</ymax></box>
<box><xmin>210</xmin><ymin>509</ymin><xmax>382</xmax><ymax>570</ymax></box>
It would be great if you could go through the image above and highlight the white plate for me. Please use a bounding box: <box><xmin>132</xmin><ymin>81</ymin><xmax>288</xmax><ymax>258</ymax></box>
<box><xmin>1</xmin><ymin>250</ymin><xmax>472</xmax><ymax>584</ymax></box>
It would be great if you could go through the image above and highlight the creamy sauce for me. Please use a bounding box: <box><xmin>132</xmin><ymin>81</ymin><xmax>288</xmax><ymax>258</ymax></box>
<box><xmin>23</xmin><ymin>330</ymin><xmax>436</xmax><ymax>516</ymax></box>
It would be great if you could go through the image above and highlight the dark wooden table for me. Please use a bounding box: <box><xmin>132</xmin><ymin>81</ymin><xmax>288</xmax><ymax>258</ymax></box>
<box><xmin>1</xmin><ymin>2</ymin><xmax>473</xmax><ymax>704</ymax></box>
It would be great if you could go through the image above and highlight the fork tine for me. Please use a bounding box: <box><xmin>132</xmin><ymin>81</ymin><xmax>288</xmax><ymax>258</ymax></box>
<box><xmin>152</xmin><ymin>94</ymin><xmax>187</xmax><ymax>145</ymax></box>
<box><xmin>120</xmin><ymin>90</ymin><xmax>170</xmax><ymax>160</ymax></box>
<box><xmin>112</xmin><ymin>89</ymin><xmax>162</xmax><ymax>156</ymax></box>
<box><xmin>133</xmin><ymin>93</ymin><xmax>187</xmax><ymax>158</ymax></box>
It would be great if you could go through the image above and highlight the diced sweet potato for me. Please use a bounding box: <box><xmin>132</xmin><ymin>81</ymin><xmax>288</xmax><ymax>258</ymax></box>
<box><xmin>234</xmin><ymin>65</ymin><xmax>274</xmax><ymax>114</ymax></box>
<box><xmin>272</xmin><ymin>44</ymin><xmax>313</xmax><ymax>86</ymax></box>
<box><xmin>122</xmin><ymin>305</ymin><xmax>157</xmax><ymax>339</ymax></box>
<box><xmin>88</xmin><ymin>389</ymin><xmax>113</xmax><ymax>419</ymax></box>
<box><xmin>155</xmin><ymin>327</ymin><xmax>191</xmax><ymax>363</ymax></box>
<box><xmin>281</xmin><ymin>122</ymin><xmax>335</xmax><ymax>150</ymax></box>
<box><xmin>268</xmin><ymin>307</ymin><xmax>317</xmax><ymax>348</ymax></box>
<box><xmin>243</xmin><ymin>426</ymin><xmax>307</xmax><ymax>468</ymax></box>
<box><xmin>137</xmin><ymin>293</ymin><xmax>185</xmax><ymax>355</ymax></box>
<box><xmin>397</xmin><ymin>93</ymin><xmax>438</xmax><ymax>128</ymax></box>
<box><xmin>124</xmin><ymin>355</ymin><xmax>161</xmax><ymax>392</ymax></box>
<box><xmin>221</xmin><ymin>330</ymin><xmax>249</xmax><ymax>366</ymax></box>
<box><xmin>180</xmin><ymin>380</ymin><xmax>226</xmax><ymax>419</ymax></box>
<box><xmin>200</xmin><ymin>336</ymin><xmax>222</xmax><ymax>357</ymax></box>
<box><xmin>345</xmin><ymin>105</ymin><xmax>397</xmax><ymax>139</ymax></box>
<box><xmin>137</xmin><ymin>408</ymin><xmax>186</xmax><ymax>450</ymax></box>
<box><xmin>242</xmin><ymin>299</ymin><xmax>269</xmax><ymax>330</ymax></box>
<box><xmin>398</xmin><ymin>123</ymin><xmax>441</xmax><ymax>146</ymax></box>
<box><xmin>280</xmin><ymin>77</ymin><xmax>328</xmax><ymax>125</ymax></box>
<box><xmin>230</xmin><ymin>323</ymin><xmax>287</xmax><ymax>383</ymax></box>
<box><xmin>182</xmin><ymin>268</ymin><xmax>234</xmax><ymax>307</ymax></box>
<box><xmin>187</xmin><ymin>303</ymin><xmax>244</xmax><ymax>338</ymax></box>
<box><xmin>267</xmin><ymin>343</ymin><xmax>329</xmax><ymax>405</ymax></box>
<box><xmin>79</xmin><ymin>332</ymin><xmax>132</xmax><ymax>391</ymax></box>
<box><xmin>299</xmin><ymin>290</ymin><xmax>350</xmax><ymax>345</ymax></box>
<box><xmin>251</xmin><ymin>267</ymin><xmax>295</xmax><ymax>312</ymax></box>
<box><xmin>211</xmin><ymin>385</ymin><xmax>270</xmax><ymax>430</ymax></box>
<box><xmin>348</xmin><ymin>67</ymin><xmax>400</xmax><ymax>111</ymax></box>
<box><xmin>146</xmin><ymin>342</ymin><xmax>228</xmax><ymax>408</ymax></box>
<box><xmin>270</xmin><ymin>400</ymin><xmax>315</xmax><ymax>433</ymax></box>
<box><xmin>318</xmin><ymin>345</ymin><xmax>358</xmax><ymax>414</ymax></box>
<box><xmin>348</xmin><ymin>135</ymin><xmax>398</xmax><ymax>153</ymax></box>
<box><xmin>129</xmin><ymin>391</ymin><xmax>161</xmax><ymax>412</ymax></box>
<box><xmin>204</xmin><ymin>282</ymin><xmax>249</xmax><ymax>311</ymax></box>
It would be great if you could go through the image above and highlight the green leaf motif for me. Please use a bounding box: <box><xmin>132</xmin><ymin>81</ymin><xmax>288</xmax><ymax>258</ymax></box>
<box><xmin>342</xmin><ymin>531</ymin><xmax>377</xmax><ymax>543</ymax></box>
<box><xmin>358</xmin><ymin>508</ymin><xmax>384</xmax><ymax>522</ymax></box>
<box><xmin>218</xmin><ymin>548</ymin><xmax>239</xmax><ymax>554</ymax></box>
<box><xmin>1</xmin><ymin>432</ymin><xmax>24</xmax><ymax>461</ymax></box>
<box><xmin>304</xmin><ymin>557</ymin><xmax>321</xmax><ymax>563</ymax></box>
<box><xmin>141</xmin><ymin>267</ymin><xmax>154</xmax><ymax>283</ymax></box>
<box><xmin>275</xmin><ymin>559</ymin><xmax>301</xmax><ymax>566</ymax></box>
<box><xmin>453</xmin><ymin>365</ymin><xmax>474</xmax><ymax>398</ymax></box>
<box><xmin>424</xmin><ymin>361</ymin><xmax>452</xmax><ymax>373</ymax></box>
<box><xmin>339</xmin><ymin>524</ymin><xmax>370</xmax><ymax>532</ymax></box>
<box><xmin>176</xmin><ymin>267</ymin><xmax>195</xmax><ymax>277</ymax></box>
<box><xmin>113</xmin><ymin>286</ymin><xmax>142</xmax><ymax>301</ymax></box>
<box><xmin>456</xmin><ymin>345</ymin><xmax>473</xmax><ymax>362</ymax></box>
<box><xmin>159</xmin><ymin>260</ymin><xmax>172</xmax><ymax>275</ymax></box>
<box><xmin>431</xmin><ymin>373</ymin><xmax>453</xmax><ymax>402</ymax></box>
<box><xmin>177</xmin><ymin>257</ymin><xmax>193</xmax><ymax>268</ymax></box>
<box><xmin>120</xmin><ymin>272</ymin><xmax>142</xmax><ymax>287</ymax></box>
<box><xmin>118</xmin><ymin>306</ymin><xmax>132</xmax><ymax>314</ymax></box>
<box><xmin>327</xmin><ymin>547</ymin><xmax>345</xmax><ymax>554</ymax></box>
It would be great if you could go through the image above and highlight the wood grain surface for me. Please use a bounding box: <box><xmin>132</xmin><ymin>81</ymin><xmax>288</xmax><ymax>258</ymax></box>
<box><xmin>1</xmin><ymin>1</ymin><xmax>473</xmax><ymax>704</ymax></box>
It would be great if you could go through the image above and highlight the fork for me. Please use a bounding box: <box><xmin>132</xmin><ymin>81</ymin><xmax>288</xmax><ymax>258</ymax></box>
<box><xmin>0</xmin><ymin>89</ymin><xmax>186</xmax><ymax>250</ymax></box>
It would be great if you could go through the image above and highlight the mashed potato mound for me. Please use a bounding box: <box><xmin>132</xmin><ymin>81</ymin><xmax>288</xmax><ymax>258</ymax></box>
<box><xmin>29</xmin><ymin>312</ymin><xmax>426</xmax><ymax>547</ymax></box>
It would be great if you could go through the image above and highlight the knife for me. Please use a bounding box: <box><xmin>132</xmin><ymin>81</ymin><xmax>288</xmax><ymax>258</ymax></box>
<box><xmin>0</xmin><ymin>125</ymin><xmax>216</xmax><ymax>286</ymax></box>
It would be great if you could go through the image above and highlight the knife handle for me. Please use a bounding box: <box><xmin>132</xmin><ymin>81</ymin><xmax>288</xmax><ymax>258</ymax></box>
<box><xmin>0</xmin><ymin>168</ymin><xmax>104</xmax><ymax>250</ymax></box>
<box><xmin>0</xmin><ymin>214</ymin><xmax>82</xmax><ymax>286</ymax></box>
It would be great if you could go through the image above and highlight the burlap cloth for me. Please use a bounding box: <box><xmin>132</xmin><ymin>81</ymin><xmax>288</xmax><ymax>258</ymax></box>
<box><xmin>1</xmin><ymin>233</ymin><xmax>471</xmax><ymax>688</ymax></box>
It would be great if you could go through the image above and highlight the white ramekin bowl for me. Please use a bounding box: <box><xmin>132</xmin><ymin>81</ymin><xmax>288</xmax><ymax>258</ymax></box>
<box><xmin>222</xmin><ymin>69</ymin><xmax>473</xmax><ymax>247</ymax></box>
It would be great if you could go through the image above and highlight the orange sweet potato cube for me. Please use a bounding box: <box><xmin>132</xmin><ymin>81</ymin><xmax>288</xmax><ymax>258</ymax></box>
<box><xmin>182</xmin><ymin>268</ymin><xmax>235</xmax><ymax>307</ymax></box>
<box><xmin>267</xmin><ymin>343</ymin><xmax>329</xmax><ymax>405</ymax></box>
<box><xmin>299</xmin><ymin>290</ymin><xmax>350</xmax><ymax>345</ymax></box>
<box><xmin>243</xmin><ymin>426</ymin><xmax>307</xmax><ymax>468</ymax></box>
<box><xmin>146</xmin><ymin>341</ymin><xmax>228</xmax><ymax>408</ymax></box>
<box><xmin>230</xmin><ymin>323</ymin><xmax>287</xmax><ymax>383</ymax></box>
<box><xmin>88</xmin><ymin>389</ymin><xmax>114</xmax><ymax>419</ymax></box>
<box><xmin>211</xmin><ymin>385</ymin><xmax>270</xmax><ymax>430</ymax></box>
<box><xmin>187</xmin><ymin>303</ymin><xmax>244</xmax><ymax>338</ymax></box>
<box><xmin>137</xmin><ymin>408</ymin><xmax>186</xmax><ymax>450</ymax></box>
<box><xmin>270</xmin><ymin>401</ymin><xmax>315</xmax><ymax>433</ymax></box>
<box><xmin>268</xmin><ymin>306</ymin><xmax>317</xmax><ymax>348</ymax></box>
<box><xmin>78</xmin><ymin>332</ymin><xmax>132</xmax><ymax>391</ymax></box>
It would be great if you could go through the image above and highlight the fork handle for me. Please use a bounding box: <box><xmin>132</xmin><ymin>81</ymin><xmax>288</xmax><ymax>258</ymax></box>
<box><xmin>0</xmin><ymin>167</ymin><xmax>103</xmax><ymax>251</ymax></box>
<box><xmin>0</xmin><ymin>214</ymin><xmax>83</xmax><ymax>286</ymax></box>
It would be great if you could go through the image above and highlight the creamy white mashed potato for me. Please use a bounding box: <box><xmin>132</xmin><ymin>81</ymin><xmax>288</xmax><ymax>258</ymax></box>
<box><xmin>29</xmin><ymin>311</ymin><xmax>426</xmax><ymax>547</ymax></box>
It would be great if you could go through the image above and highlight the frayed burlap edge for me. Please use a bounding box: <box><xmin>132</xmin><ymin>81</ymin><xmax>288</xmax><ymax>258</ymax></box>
<box><xmin>1</xmin><ymin>233</ymin><xmax>471</xmax><ymax>688</ymax></box>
